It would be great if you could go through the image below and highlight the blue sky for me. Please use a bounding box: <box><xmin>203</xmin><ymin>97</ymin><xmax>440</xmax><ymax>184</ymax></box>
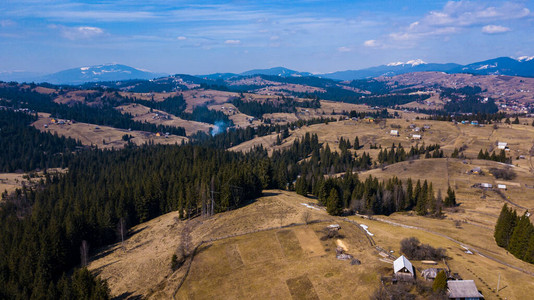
<box><xmin>1</xmin><ymin>0</ymin><xmax>533</xmax><ymax>74</ymax></box>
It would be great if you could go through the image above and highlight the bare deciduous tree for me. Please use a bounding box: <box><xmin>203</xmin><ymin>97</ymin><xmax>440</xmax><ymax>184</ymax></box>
<box><xmin>80</xmin><ymin>240</ymin><xmax>89</xmax><ymax>267</ymax></box>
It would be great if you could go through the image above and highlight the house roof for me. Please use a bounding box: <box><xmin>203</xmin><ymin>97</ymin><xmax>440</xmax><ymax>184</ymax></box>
<box><xmin>448</xmin><ymin>280</ymin><xmax>483</xmax><ymax>298</ymax></box>
<box><xmin>393</xmin><ymin>255</ymin><xmax>414</xmax><ymax>274</ymax></box>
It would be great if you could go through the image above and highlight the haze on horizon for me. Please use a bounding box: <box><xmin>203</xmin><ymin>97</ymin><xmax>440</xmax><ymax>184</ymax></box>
<box><xmin>1</xmin><ymin>0</ymin><xmax>533</xmax><ymax>75</ymax></box>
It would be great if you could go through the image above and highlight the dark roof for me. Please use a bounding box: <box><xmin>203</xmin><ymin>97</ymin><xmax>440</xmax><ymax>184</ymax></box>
<box><xmin>448</xmin><ymin>280</ymin><xmax>483</xmax><ymax>299</ymax></box>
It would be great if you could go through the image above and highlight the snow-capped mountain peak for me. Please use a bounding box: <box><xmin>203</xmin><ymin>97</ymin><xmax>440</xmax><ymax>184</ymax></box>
<box><xmin>386</xmin><ymin>59</ymin><xmax>426</xmax><ymax>67</ymax></box>
<box><xmin>517</xmin><ymin>56</ymin><xmax>534</xmax><ymax>62</ymax></box>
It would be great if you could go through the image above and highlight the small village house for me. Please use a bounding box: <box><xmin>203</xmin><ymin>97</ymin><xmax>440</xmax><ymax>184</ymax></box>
<box><xmin>497</xmin><ymin>184</ymin><xmax>507</xmax><ymax>190</ymax></box>
<box><xmin>393</xmin><ymin>255</ymin><xmax>415</xmax><ymax>280</ymax></box>
<box><xmin>390</xmin><ymin>130</ymin><xmax>399</xmax><ymax>136</ymax></box>
<box><xmin>497</xmin><ymin>142</ymin><xmax>507</xmax><ymax>150</ymax></box>
<box><xmin>470</xmin><ymin>167</ymin><xmax>482</xmax><ymax>175</ymax></box>
<box><xmin>412</xmin><ymin>134</ymin><xmax>422</xmax><ymax>140</ymax></box>
<box><xmin>447</xmin><ymin>280</ymin><xmax>484</xmax><ymax>299</ymax></box>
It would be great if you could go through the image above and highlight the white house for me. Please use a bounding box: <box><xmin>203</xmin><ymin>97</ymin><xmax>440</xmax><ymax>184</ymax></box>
<box><xmin>497</xmin><ymin>142</ymin><xmax>508</xmax><ymax>150</ymax></box>
<box><xmin>390</xmin><ymin>130</ymin><xmax>399</xmax><ymax>136</ymax></box>
<box><xmin>497</xmin><ymin>184</ymin><xmax>507</xmax><ymax>190</ymax></box>
<box><xmin>412</xmin><ymin>134</ymin><xmax>422</xmax><ymax>140</ymax></box>
<box><xmin>481</xmin><ymin>183</ymin><xmax>492</xmax><ymax>188</ymax></box>
<box><xmin>393</xmin><ymin>255</ymin><xmax>415</xmax><ymax>279</ymax></box>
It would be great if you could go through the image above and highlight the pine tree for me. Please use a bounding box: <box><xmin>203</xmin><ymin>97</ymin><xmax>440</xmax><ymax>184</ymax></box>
<box><xmin>494</xmin><ymin>204</ymin><xmax>516</xmax><ymax>248</ymax></box>
<box><xmin>405</xmin><ymin>178</ymin><xmax>414</xmax><ymax>210</ymax></box>
<box><xmin>523</xmin><ymin>235</ymin><xmax>534</xmax><ymax>264</ymax></box>
<box><xmin>354</xmin><ymin>136</ymin><xmax>360</xmax><ymax>149</ymax></box>
<box><xmin>451</xmin><ymin>148</ymin><xmax>459</xmax><ymax>158</ymax></box>
<box><xmin>295</xmin><ymin>176</ymin><xmax>308</xmax><ymax>196</ymax></box>
<box><xmin>444</xmin><ymin>186</ymin><xmax>456</xmax><ymax>207</ymax></box>
<box><xmin>508</xmin><ymin>213</ymin><xmax>534</xmax><ymax>259</ymax></box>
<box><xmin>326</xmin><ymin>188</ymin><xmax>342</xmax><ymax>216</ymax></box>
<box><xmin>432</xmin><ymin>270</ymin><xmax>447</xmax><ymax>293</ymax></box>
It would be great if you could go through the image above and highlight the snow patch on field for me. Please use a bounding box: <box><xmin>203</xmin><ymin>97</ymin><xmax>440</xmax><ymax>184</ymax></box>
<box><xmin>360</xmin><ymin>224</ymin><xmax>374</xmax><ymax>236</ymax></box>
<box><xmin>301</xmin><ymin>203</ymin><xmax>321</xmax><ymax>210</ymax></box>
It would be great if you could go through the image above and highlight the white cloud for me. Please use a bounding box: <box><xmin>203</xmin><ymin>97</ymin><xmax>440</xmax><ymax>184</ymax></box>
<box><xmin>224</xmin><ymin>39</ymin><xmax>241</xmax><ymax>45</ymax></box>
<box><xmin>482</xmin><ymin>25</ymin><xmax>511</xmax><ymax>34</ymax></box>
<box><xmin>270</xmin><ymin>35</ymin><xmax>279</xmax><ymax>41</ymax></box>
<box><xmin>337</xmin><ymin>46</ymin><xmax>351</xmax><ymax>52</ymax></box>
<box><xmin>363</xmin><ymin>40</ymin><xmax>379</xmax><ymax>47</ymax></box>
<box><xmin>177</xmin><ymin>36</ymin><xmax>187</xmax><ymax>40</ymax></box>
<box><xmin>371</xmin><ymin>1</ymin><xmax>530</xmax><ymax>48</ymax></box>
<box><xmin>53</xmin><ymin>25</ymin><xmax>105</xmax><ymax>40</ymax></box>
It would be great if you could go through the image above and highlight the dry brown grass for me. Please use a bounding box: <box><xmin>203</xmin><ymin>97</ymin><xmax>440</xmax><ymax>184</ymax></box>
<box><xmin>32</xmin><ymin>112</ymin><xmax>187</xmax><ymax>149</ymax></box>
<box><xmin>117</xmin><ymin>103</ymin><xmax>212</xmax><ymax>135</ymax></box>
<box><xmin>350</xmin><ymin>216</ymin><xmax>534</xmax><ymax>300</ymax></box>
<box><xmin>0</xmin><ymin>168</ymin><xmax>65</xmax><ymax>199</ymax></box>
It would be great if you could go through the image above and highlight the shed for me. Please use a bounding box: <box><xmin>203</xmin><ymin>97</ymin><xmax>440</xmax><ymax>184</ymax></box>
<box><xmin>497</xmin><ymin>184</ymin><xmax>507</xmax><ymax>190</ymax></box>
<box><xmin>390</xmin><ymin>130</ymin><xmax>399</xmax><ymax>136</ymax></box>
<box><xmin>481</xmin><ymin>183</ymin><xmax>492</xmax><ymax>188</ymax></box>
<box><xmin>393</xmin><ymin>255</ymin><xmax>415</xmax><ymax>279</ymax></box>
<box><xmin>447</xmin><ymin>280</ymin><xmax>484</xmax><ymax>299</ymax></box>
<box><xmin>412</xmin><ymin>134</ymin><xmax>422</xmax><ymax>140</ymax></box>
<box><xmin>421</xmin><ymin>268</ymin><xmax>443</xmax><ymax>280</ymax></box>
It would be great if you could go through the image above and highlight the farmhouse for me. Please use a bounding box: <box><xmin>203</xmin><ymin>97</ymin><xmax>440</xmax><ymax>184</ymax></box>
<box><xmin>447</xmin><ymin>280</ymin><xmax>484</xmax><ymax>299</ymax></box>
<box><xmin>393</xmin><ymin>255</ymin><xmax>415</xmax><ymax>279</ymax></box>
<box><xmin>390</xmin><ymin>130</ymin><xmax>399</xmax><ymax>136</ymax></box>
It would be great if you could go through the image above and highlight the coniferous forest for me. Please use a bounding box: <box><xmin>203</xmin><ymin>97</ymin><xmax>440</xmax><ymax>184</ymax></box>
<box><xmin>494</xmin><ymin>204</ymin><xmax>534</xmax><ymax>264</ymax></box>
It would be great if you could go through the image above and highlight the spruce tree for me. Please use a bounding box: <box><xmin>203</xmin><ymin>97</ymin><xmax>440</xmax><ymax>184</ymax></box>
<box><xmin>444</xmin><ymin>186</ymin><xmax>456</xmax><ymax>207</ymax></box>
<box><xmin>326</xmin><ymin>188</ymin><xmax>342</xmax><ymax>216</ymax></box>
<box><xmin>508</xmin><ymin>213</ymin><xmax>534</xmax><ymax>259</ymax></box>
<box><xmin>432</xmin><ymin>270</ymin><xmax>447</xmax><ymax>293</ymax></box>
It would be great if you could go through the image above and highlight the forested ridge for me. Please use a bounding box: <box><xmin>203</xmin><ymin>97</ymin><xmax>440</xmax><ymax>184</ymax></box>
<box><xmin>0</xmin><ymin>109</ymin><xmax>81</xmax><ymax>172</ymax></box>
<box><xmin>0</xmin><ymin>85</ymin><xmax>186</xmax><ymax>136</ymax></box>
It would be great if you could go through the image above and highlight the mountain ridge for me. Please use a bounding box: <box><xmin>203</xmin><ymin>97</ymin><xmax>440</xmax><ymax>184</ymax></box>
<box><xmin>3</xmin><ymin>56</ymin><xmax>534</xmax><ymax>84</ymax></box>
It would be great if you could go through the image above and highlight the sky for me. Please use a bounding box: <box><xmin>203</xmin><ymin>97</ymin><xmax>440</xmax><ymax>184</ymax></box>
<box><xmin>1</xmin><ymin>0</ymin><xmax>533</xmax><ymax>75</ymax></box>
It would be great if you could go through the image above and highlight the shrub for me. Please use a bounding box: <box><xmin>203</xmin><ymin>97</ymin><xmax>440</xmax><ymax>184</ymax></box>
<box><xmin>400</xmin><ymin>237</ymin><xmax>446</xmax><ymax>260</ymax></box>
<box><xmin>489</xmin><ymin>167</ymin><xmax>516</xmax><ymax>180</ymax></box>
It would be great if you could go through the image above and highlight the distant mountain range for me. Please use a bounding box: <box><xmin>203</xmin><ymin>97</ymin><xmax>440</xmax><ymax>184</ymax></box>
<box><xmin>0</xmin><ymin>64</ymin><xmax>166</xmax><ymax>85</ymax></box>
<box><xmin>2</xmin><ymin>56</ymin><xmax>534</xmax><ymax>84</ymax></box>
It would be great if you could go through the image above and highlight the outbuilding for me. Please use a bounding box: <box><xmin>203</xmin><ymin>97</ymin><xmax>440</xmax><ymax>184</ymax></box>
<box><xmin>393</xmin><ymin>255</ymin><xmax>415</xmax><ymax>279</ymax></box>
<box><xmin>447</xmin><ymin>280</ymin><xmax>484</xmax><ymax>299</ymax></box>
<box><xmin>390</xmin><ymin>130</ymin><xmax>399</xmax><ymax>136</ymax></box>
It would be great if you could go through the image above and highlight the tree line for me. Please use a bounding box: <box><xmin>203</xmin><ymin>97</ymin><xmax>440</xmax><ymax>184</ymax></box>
<box><xmin>494</xmin><ymin>204</ymin><xmax>534</xmax><ymax>264</ymax></box>
<box><xmin>0</xmin><ymin>109</ymin><xmax>81</xmax><ymax>172</ymax></box>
